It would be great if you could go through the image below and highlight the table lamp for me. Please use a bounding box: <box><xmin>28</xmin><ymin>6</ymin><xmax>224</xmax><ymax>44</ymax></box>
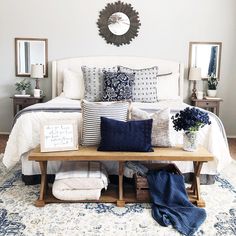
<box><xmin>189</xmin><ymin>67</ymin><xmax>201</xmax><ymax>99</ymax></box>
<box><xmin>31</xmin><ymin>64</ymin><xmax>44</xmax><ymax>89</ymax></box>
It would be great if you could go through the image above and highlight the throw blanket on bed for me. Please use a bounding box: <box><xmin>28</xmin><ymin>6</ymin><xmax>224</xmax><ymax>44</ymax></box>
<box><xmin>147</xmin><ymin>170</ymin><xmax>206</xmax><ymax>236</ymax></box>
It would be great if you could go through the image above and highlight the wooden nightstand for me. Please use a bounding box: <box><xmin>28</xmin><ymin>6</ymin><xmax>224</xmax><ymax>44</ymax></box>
<box><xmin>10</xmin><ymin>96</ymin><xmax>44</xmax><ymax>116</ymax></box>
<box><xmin>191</xmin><ymin>98</ymin><xmax>223</xmax><ymax>116</ymax></box>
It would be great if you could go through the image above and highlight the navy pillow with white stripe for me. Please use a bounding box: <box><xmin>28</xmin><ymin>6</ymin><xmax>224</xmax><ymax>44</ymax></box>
<box><xmin>81</xmin><ymin>100</ymin><xmax>129</xmax><ymax>146</ymax></box>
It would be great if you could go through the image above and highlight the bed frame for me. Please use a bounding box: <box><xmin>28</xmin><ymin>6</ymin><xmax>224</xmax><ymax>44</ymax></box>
<box><xmin>52</xmin><ymin>56</ymin><xmax>184</xmax><ymax>100</ymax></box>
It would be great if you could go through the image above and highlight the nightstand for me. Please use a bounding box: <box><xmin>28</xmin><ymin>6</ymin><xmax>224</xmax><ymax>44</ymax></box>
<box><xmin>191</xmin><ymin>98</ymin><xmax>223</xmax><ymax>116</ymax></box>
<box><xmin>10</xmin><ymin>96</ymin><xmax>44</xmax><ymax>116</ymax></box>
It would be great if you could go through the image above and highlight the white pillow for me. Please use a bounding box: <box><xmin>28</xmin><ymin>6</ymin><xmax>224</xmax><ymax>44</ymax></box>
<box><xmin>157</xmin><ymin>73</ymin><xmax>180</xmax><ymax>100</ymax></box>
<box><xmin>63</xmin><ymin>69</ymin><xmax>84</xmax><ymax>99</ymax></box>
<box><xmin>131</xmin><ymin>107</ymin><xmax>173</xmax><ymax>147</ymax></box>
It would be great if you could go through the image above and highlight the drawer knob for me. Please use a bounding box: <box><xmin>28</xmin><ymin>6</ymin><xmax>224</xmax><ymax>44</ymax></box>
<box><xmin>206</xmin><ymin>102</ymin><xmax>209</xmax><ymax>105</ymax></box>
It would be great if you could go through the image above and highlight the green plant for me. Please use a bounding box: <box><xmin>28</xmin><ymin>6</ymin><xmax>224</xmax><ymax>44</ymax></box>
<box><xmin>208</xmin><ymin>75</ymin><xmax>218</xmax><ymax>90</ymax></box>
<box><xmin>15</xmin><ymin>79</ymin><xmax>31</xmax><ymax>92</ymax></box>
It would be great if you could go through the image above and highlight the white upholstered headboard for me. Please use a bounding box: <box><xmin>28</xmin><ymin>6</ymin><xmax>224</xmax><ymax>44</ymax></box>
<box><xmin>52</xmin><ymin>56</ymin><xmax>184</xmax><ymax>100</ymax></box>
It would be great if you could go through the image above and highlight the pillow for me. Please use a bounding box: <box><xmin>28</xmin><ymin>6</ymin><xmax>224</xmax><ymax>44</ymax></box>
<box><xmin>81</xmin><ymin>100</ymin><xmax>129</xmax><ymax>146</ymax></box>
<box><xmin>63</xmin><ymin>69</ymin><xmax>84</xmax><ymax>99</ymax></box>
<box><xmin>157</xmin><ymin>72</ymin><xmax>180</xmax><ymax>100</ymax></box>
<box><xmin>102</xmin><ymin>71</ymin><xmax>135</xmax><ymax>101</ymax></box>
<box><xmin>131</xmin><ymin>107</ymin><xmax>173</xmax><ymax>147</ymax></box>
<box><xmin>118</xmin><ymin>66</ymin><xmax>158</xmax><ymax>102</ymax></box>
<box><xmin>98</xmin><ymin>117</ymin><xmax>153</xmax><ymax>152</ymax></box>
<box><xmin>81</xmin><ymin>66</ymin><xmax>117</xmax><ymax>102</ymax></box>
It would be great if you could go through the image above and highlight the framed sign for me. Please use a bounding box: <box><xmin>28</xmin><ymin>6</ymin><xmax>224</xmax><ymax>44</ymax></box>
<box><xmin>40</xmin><ymin>120</ymin><xmax>78</xmax><ymax>152</ymax></box>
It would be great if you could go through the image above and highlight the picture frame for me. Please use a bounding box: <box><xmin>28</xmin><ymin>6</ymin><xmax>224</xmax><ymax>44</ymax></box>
<box><xmin>40</xmin><ymin>120</ymin><xmax>78</xmax><ymax>152</ymax></box>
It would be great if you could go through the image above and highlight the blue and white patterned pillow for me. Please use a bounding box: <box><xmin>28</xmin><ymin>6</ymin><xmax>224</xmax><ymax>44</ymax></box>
<box><xmin>81</xmin><ymin>66</ymin><xmax>117</xmax><ymax>102</ymax></box>
<box><xmin>102</xmin><ymin>71</ymin><xmax>135</xmax><ymax>101</ymax></box>
<box><xmin>118</xmin><ymin>66</ymin><xmax>158</xmax><ymax>103</ymax></box>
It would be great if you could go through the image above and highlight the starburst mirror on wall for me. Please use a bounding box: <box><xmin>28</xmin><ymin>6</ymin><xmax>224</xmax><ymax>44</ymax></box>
<box><xmin>97</xmin><ymin>1</ymin><xmax>141</xmax><ymax>46</ymax></box>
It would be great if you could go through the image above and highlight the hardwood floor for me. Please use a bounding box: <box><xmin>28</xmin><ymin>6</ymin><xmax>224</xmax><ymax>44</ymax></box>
<box><xmin>228</xmin><ymin>138</ymin><xmax>236</xmax><ymax>160</ymax></box>
<box><xmin>0</xmin><ymin>134</ymin><xmax>8</xmax><ymax>154</ymax></box>
<box><xmin>0</xmin><ymin>134</ymin><xmax>236</xmax><ymax>160</ymax></box>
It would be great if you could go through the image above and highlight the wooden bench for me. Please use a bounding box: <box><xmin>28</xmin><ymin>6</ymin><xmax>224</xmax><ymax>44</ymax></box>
<box><xmin>28</xmin><ymin>145</ymin><xmax>214</xmax><ymax>208</ymax></box>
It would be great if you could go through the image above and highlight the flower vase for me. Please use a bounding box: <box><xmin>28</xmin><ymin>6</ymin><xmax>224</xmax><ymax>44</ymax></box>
<box><xmin>183</xmin><ymin>131</ymin><xmax>198</xmax><ymax>152</ymax></box>
<box><xmin>21</xmin><ymin>90</ymin><xmax>26</xmax><ymax>95</ymax></box>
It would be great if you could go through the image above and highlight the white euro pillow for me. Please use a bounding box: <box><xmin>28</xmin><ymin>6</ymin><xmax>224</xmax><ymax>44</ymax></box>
<box><xmin>63</xmin><ymin>69</ymin><xmax>84</xmax><ymax>99</ymax></box>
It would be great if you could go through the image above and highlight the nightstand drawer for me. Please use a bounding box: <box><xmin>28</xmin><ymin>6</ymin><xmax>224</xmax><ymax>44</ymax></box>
<box><xmin>196</xmin><ymin>101</ymin><xmax>217</xmax><ymax>108</ymax></box>
<box><xmin>15</xmin><ymin>98</ymin><xmax>34</xmax><ymax>105</ymax></box>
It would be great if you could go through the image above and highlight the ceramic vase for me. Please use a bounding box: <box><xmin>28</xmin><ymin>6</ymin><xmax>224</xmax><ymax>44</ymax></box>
<box><xmin>183</xmin><ymin>131</ymin><xmax>198</xmax><ymax>152</ymax></box>
<box><xmin>21</xmin><ymin>90</ymin><xmax>26</xmax><ymax>95</ymax></box>
<box><xmin>207</xmin><ymin>89</ymin><xmax>217</xmax><ymax>97</ymax></box>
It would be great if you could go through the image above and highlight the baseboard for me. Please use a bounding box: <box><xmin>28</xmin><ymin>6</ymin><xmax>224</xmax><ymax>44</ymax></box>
<box><xmin>0</xmin><ymin>132</ymin><xmax>10</xmax><ymax>135</ymax></box>
<box><xmin>227</xmin><ymin>136</ymin><xmax>236</xmax><ymax>139</ymax></box>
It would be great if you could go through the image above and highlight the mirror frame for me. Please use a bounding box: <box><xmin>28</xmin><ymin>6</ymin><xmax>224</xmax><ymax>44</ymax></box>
<box><xmin>97</xmin><ymin>1</ymin><xmax>141</xmax><ymax>47</ymax></box>
<box><xmin>15</xmin><ymin>37</ymin><xmax>48</xmax><ymax>77</ymax></box>
<box><xmin>188</xmin><ymin>41</ymin><xmax>222</xmax><ymax>80</ymax></box>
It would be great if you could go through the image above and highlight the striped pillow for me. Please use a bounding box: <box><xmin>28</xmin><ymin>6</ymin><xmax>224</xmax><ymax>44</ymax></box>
<box><xmin>81</xmin><ymin>100</ymin><xmax>130</xmax><ymax>146</ymax></box>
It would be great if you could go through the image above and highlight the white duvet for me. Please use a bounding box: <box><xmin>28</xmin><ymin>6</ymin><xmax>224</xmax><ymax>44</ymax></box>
<box><xmin>3</xmin><ymin>96</ymin><xmax>232</xmax><ymax>176</ymax></box>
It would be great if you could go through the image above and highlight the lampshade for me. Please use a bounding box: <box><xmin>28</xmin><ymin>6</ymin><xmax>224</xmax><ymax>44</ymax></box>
<box><xmin>31</xmin><ymin>64</ymin><xmax>44</xmax><ymax>79</ymax></box>
<box><xmin>189</xmin><ymin>67</ymin><xmax>201</xmax><ymax>81</ymax></box>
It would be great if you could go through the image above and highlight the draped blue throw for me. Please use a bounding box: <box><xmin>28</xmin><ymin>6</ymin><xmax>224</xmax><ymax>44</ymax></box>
<box><xmin>147</xmin><ymin>170</ymin><xmax>206</xmax><ymax>236</ymax></box>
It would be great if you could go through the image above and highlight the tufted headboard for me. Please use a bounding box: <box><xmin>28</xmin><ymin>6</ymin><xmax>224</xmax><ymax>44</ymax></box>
<box><xmin>52</xmin><ymin>56</ymin><xmax>184</xmax><ymax>100</ymax></box>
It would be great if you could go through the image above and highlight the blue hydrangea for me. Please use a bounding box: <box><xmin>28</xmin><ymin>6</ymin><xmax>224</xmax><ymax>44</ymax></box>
<box><xmin>171</xmin><ymin>107</ymin><xmax>211</xmax><ymax>132</ymax></box>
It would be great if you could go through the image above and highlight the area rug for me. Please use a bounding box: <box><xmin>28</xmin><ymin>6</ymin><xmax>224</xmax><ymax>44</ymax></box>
<box><xmin>0</xmin><ymin>154</ymin><xmax>236</xmax><ymax>236</ymax></box>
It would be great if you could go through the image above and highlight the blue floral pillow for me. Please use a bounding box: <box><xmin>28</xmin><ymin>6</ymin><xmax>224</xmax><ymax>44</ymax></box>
<box><xmin>102</xmin><ymin>71</ymin><xmax>135</xmax><ymax>101</ymax></box>
<box><xmin>98</xmin><ymin>117</ymin><xmax>153</xmax><ymax>152</ymax></box>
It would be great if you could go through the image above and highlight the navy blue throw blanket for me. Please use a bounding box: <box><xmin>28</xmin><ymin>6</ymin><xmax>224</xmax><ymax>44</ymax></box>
<box><xmin>147</xmin><ymin>170</ymin><xmax>206</xmax><ymax>236</ymax></box>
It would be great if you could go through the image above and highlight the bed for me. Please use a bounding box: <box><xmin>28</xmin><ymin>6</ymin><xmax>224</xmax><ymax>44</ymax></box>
<box><xmin>3</xmin><ymin>56</ymin><xmax>232</xmax><ymax>184</ymax></box>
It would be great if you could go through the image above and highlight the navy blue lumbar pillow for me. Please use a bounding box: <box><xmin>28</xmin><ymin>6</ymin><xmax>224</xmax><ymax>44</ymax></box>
<box><xmin>98</xmin><ymin>117</ymin><xmax>153</xmax><ymax>152</ymax></box>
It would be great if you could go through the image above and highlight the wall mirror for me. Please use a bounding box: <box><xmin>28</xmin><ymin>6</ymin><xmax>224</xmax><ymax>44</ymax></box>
<box><xmin>97</xmin><ymin>1</ymin><xmax>141</xmax><ymax>46</ymax></box>
<box><xmin>15</xmin><ymin>38</ymin><xmax>48</xmax><ymax>77</ymax></box>
<box><xmin>189</xmin><ymin>42</ymin><xmax>222</xmax><ymax>79</ymax></box>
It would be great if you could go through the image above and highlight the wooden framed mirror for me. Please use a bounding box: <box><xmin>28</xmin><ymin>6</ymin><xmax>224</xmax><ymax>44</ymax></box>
<box><xmin>15</xmin><ymin>38</ymin><xmax>48</xmax><ymax>77</ymax></box>
<box><xmin>97</xmin><ymin>1</ymin><xmax>141</xmax><ymax>46</ymax></box>
<box><xmin>189</xmin><ymin>42</ymin><xmax>222</xmax><ymax>80</ymax></box>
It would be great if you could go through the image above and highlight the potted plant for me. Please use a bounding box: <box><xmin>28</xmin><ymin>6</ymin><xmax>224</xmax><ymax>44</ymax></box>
<box><xmin>15</xmin><ymin>79</ymin><xmax>31</xmax><ymax>95</ymax></box>
<box><xmin>207</xmin><ymin>74</ymin><xmax>218</xmax><ymax>97</ymax></box>
<box><xmin>172</xmin><ymin>107</ymin><xmax>211</xmax><ymax>151</ymax></box>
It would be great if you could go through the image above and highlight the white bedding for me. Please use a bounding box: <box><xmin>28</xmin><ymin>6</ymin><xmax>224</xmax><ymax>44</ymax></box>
<box><xmin>3</xmin><ymin>96</ymin><xmax>232</xmax><ymax>176</ymax></box>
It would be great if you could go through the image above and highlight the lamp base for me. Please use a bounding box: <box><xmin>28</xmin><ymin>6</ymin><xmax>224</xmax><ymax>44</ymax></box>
<box><xmin>191</xmin><ymin>81</ymin><xmax>197</xmax><ymax>99</ymax></box>
<box><xmin>35</xmin><ymin>78</ymin><xmax>40</xmax><ymax>89</ymax></box>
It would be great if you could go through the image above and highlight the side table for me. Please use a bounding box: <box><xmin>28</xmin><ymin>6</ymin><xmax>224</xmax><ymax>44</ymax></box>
<box><xmin>191</xmin><ymin>98</ymin><xmax>223</xmax><ymax>116</ymax></box>
<box><xmin>10</xmin><ymin>96</ymin><xmax>44</xmax><ymax>116</ymax></box>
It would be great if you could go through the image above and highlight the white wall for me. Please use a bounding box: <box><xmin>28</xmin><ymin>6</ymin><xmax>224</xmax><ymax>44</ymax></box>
<box><xmin>0</xmin><ymin>0</ymin><xmax>235</xmax><ymax>135</ymax></box>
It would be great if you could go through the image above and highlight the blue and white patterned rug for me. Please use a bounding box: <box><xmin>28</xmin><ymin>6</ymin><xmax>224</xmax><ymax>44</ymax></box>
<box><xmin>0</xmin><ymin>154</ymin><xmax>236</xmax><ymax>236</ymax></box>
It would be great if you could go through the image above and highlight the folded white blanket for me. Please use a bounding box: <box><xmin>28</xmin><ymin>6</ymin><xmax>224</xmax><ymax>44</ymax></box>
<box><xmin>52</xmin><ymin>182</ymin><xmax>101</xmax><ymax>201</ymax></box>
<box><xmin>55</xmin><ymin>161</ymin><xmax>108</xmax><ymax>190</ymax></box>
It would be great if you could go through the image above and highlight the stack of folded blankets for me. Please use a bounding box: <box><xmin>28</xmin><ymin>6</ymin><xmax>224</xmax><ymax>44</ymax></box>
<box><xmin>52</xmin><ymin>161</ymin><xmax>108</xmax><ymax>201</ymax></box>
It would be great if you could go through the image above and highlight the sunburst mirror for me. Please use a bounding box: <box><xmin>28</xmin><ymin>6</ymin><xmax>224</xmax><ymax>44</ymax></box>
<box><xmin>97</xmin><ymin>1</ymin><xmax>141</xmax><ymax>46</ymax></box>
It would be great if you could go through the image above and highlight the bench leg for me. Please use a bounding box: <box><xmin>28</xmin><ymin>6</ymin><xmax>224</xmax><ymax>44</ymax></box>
<box><xmin>35</xmin><ymin>161</ymin><xmax>48</xmax><ymax>207</ymax></box>
<box><xmin>190</xmin><ymin>161</ymin><xmax>205</xmax><ymax>207</ymax></box>
<box><xmin>117</xmin><ymin>161</ymin><xmax>125</xmax><ymax>207</ymax></box>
